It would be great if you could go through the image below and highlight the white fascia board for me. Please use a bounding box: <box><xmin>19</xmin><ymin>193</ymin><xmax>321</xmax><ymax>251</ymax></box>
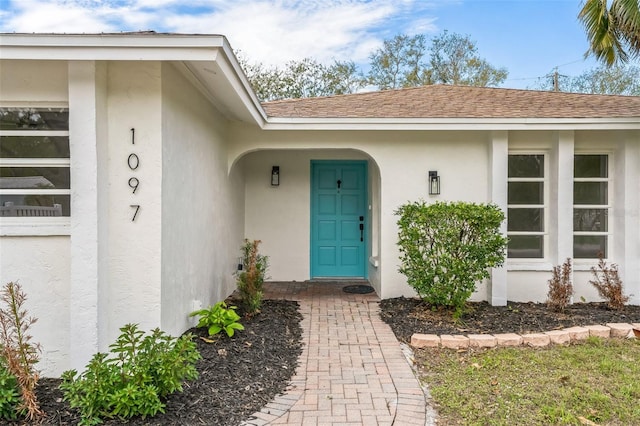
<box><xmin>262</xmin><ymin>117</ymin><xmax>640</xmax><ymax>131</ymax></box>
<box><xmin>0</xmin><ymin>34</ymin><xmax>223</xmax><ymax>61</ymax></box>
<box><xmin>1</xmin><ymin>33</ymin><xmax>225</xmax><ymax>48</ymax></box>
<box><xmin>215</xmin><ymin>42</ymin><xmax>268</xmax><ymax>124</ymax></box>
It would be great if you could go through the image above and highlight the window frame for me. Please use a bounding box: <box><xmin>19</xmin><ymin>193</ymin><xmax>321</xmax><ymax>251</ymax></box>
<box><xmin>507</xmin><ymin>152</ymin><xmax>549</xmax><ymax>261</ymax></box>
<box><xmin>506</xmin><ymin>150</ymin><xmax>550</xmax><ymax>264</ymax></box>
<box><xmin>573</xmin><ymin>152</ymin><xmax>612</xmax><ymax>261</ymax></box>
<box><xmin>0</xmin><ymin>106</ymin><xmax>70</xmax><ymax>236</ymax></box>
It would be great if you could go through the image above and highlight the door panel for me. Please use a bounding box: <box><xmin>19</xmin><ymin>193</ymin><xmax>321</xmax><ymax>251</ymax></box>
<box><xmin>311</xmin><ymin>161</ymin><xmax>367</xmax><ymax>278</ymax></box>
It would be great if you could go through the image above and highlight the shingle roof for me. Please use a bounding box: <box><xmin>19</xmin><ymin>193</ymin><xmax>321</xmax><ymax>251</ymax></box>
<box><xmin>261</xmin><ymin>85</ymin><xmax>640</xmax><ymax>119</ymax></box>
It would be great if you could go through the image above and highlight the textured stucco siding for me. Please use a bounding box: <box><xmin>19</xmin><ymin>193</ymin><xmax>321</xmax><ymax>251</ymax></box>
<box><xmin>160</xmin><ymin>62</ymin><xmax>245</xmax><ymax>336</ymax></box>
<box><xmin>0</xmin><ymin>237</ymin><xmax>71</xmax><ymax>376</ymax></box>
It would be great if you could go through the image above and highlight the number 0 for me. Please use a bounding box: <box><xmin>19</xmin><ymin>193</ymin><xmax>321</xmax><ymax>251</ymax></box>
<box><xmin>128</xmin><ymin>153</ymin><xmax>139</xmax><ymax>170</ymax></box>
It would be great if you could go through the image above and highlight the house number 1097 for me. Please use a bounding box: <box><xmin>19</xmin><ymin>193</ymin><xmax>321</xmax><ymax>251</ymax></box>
<box><xmin>128</xmin><ymin>128</ymin><xmax>140</xmax><ymax>222</ymax></box>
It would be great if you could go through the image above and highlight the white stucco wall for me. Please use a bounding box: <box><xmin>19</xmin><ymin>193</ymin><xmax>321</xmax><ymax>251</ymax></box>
<box><xmin>105</xmin><ymin>62</ymin><xmax>163</xmax><ymax>342</ymax></box>
<box><xmin>0</xmin><ymin>237</ymin><xmax>71</xmax><ymax>375</ymax></box>
<box><xmin>160</xmin><ymin>63</ymin><xmax>245</xmax><ymax>336</ymax></box>
<box><xmin>0</xmin><ymin>60</ymin><xmax>68</xmax><ymax>102</ymax></box>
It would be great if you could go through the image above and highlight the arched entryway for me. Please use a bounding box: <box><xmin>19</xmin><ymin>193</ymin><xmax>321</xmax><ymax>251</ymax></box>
<box><xmin>230</xmin><ymin>148</ymin><xmax>382</xmax><ymax>292</ymax></box>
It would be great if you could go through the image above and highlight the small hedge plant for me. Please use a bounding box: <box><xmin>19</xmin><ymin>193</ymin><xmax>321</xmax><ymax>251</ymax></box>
<box><xmin>395</xmin><ymin>201</ymin><xmax>507</xmax><ymax>316</ymax></box>
<box><xmin>589</xmin><ymin>254</ymin><xmax>629</xmax><ymax>310</ymax></box>
<box><xmin>237</xmin><ymin>239</ymin><xmax>269</xmax><ymax>315</ymax></box>
<box><xmin>60</xmin><ymin>324</ymin><xmax>201</xmax><ymax>425</ymax></box>
<box><xmin>190</xmin><ymin>301</ymin><xmax>244</xmax><ymax>337</ymax></box>
<box><xmin>0</xmin><ymin>360</ymin><xmax>21</xmax><ymax>421</ymax></box>
<box><xmin>547</xmin><ymin>258</ymin><xmax>574</xmax><ymax>313</ymax></box>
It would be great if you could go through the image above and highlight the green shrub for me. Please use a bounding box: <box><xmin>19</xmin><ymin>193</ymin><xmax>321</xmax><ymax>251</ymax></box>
<box><xmin>236</xmin><ymin>239</ymin><xmax>269</xmax><ymax>315</ymax></box>
<box><xmin>190</xmin><ymin>301</ymin><xmax>244</xmax><ymax>337</ymax></box>
<box><xmin>0</xmin><ymin>359</ymin><xmax>21</xmax><ymax>421</ymax></box>
<box><xmin>395</xmin><ymin>201</ymin><xmax>507</xmax><ymax>314</ymax></box>
<box><xmin>60</xmin><ymin>324</ymin><xmax>201</xmax><ymax>425</ymax></box>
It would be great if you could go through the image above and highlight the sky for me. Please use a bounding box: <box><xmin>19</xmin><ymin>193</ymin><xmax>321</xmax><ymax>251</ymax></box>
<box><xmin>0</xmin><ymin>0</ymin><xmax>612</xmax><ymax>90</ymax></box>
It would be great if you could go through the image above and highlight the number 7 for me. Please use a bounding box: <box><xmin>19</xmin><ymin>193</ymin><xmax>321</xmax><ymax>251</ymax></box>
<box><xmin>130</xmin><ymin>205</ymin><xmax>140</xmax><ymax>222</ymax></box>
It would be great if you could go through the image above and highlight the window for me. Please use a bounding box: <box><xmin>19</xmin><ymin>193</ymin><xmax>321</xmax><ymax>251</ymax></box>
<box><xmin>507</xmin><ymin>154</ymin><xmax>545</xmax><ymax>258</ymax></box>
<box><xmin>0</xmin><ymin>107</ymin><xmax>70</xmax><ymax>217</ymax></box>
<box><xmin>574</xmin><ymin>154</ymin><xmax>609</xmax><ymax>258</ymax></box>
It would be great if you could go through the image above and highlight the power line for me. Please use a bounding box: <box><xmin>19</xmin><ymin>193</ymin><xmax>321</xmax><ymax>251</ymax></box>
<box><xmin>505</xmin><ymin>58</ymin><xmax>586</xmax><ymax>87</ymax></box>
<box><xmin>553</xmin><ymin>58</ymin><xmax>585</xmax><ymax>69</ymax></box>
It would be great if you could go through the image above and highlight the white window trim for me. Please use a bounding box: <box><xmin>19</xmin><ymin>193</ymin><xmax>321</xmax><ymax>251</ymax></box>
<box><xmin>0</xmin><ymin>105</ymin><xmax>71</xmax><ymax>236</ymax></box>
<box><xmin>507</xmin><ymin>151</ymin><xmax>549</xmax><ymax>263</ymax></box>
<box><xmin>572</xmin><ymin>152</ymin><xmax>613</xmax><ymax>268</ymax></box>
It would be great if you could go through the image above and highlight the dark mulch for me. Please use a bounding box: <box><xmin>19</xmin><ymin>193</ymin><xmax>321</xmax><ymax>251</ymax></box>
<box><xmin>21</xmin><ymin>300</ymin><xmax>302</xmax><ymax>426</ymax></box>
<box><xmin>380</xmin><ymin>297</ymin><xmax>640</xmax><ymax>343</ymax></box>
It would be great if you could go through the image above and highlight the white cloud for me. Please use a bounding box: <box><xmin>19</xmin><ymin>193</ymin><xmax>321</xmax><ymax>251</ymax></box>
<box><xmin>0</xmin><ymin>0</ymin><xmax>440</xmax><ymax>67</ymax></box>
<box><xmin>4</xmin><ymin>0</ymin><xmax>116</xmax><ymax>32</ymax></box>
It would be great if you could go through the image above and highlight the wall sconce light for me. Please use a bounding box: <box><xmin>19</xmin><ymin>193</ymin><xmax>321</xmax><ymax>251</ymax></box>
<box><xmin>428</xmin><ymin>171</ymin><xmax>440</xmax><ymax>195</ymax></box>
<box><xmin>271</xmin><ymin>166</ymin><xmax>280</xmax><ymax>186</ymax></box>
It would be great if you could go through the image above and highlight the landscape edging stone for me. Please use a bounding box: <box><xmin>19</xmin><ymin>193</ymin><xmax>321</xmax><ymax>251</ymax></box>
<box><xmin>410</xmin><ymin>323</ymin><xmax>638</xmax><ymax>350</ymax></box>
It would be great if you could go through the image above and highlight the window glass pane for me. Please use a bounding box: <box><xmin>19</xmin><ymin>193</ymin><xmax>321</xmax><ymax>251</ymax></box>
<box><xmin>574</xmin><ymin>235</ymin><xmax>607</xmax><ymax>259</ymax></box>
<box><xmin>508</xmin><ymin>235</ymin><xmax>543</xmax><ymax>258</ymax></box>
<box><xmin>0</xmin><ymin>167</ymin><xmax>70</xmax><ymax>190</ymax></box>
<box><xmin>508</xmin><ymin>208</ymin><xmax>543</xmax><ymax>232</ymax></box>
<box><xmin>574</xmin><ymin>209</ymin><xmax>608</xmax><ymax>232</ymax></box>
<box><xmin>0</xmin><ymin>108</ymin><xmax>69</xmax><ymax>131</ymax></box>
<box><xmin>0</xmin><ymin>194</ymin><xmax>70</xmax><ymax>217</ymax></box>
<box><xmin>0</xmin><ymin>136</ymin><xmax>70</xmax><ymax>158</ymax></box>
<box><xmin>508</xmin><ymin>182</ymin><xmax>543</xmax><ymax>204</ymax></box>
<box><xmin>574</xmin><ymin>182</ymin><xmax>608</xmax><ymax>205</ymax></box>
<box><xmin>575</xmin><ymin>155</ymin><xmax>608</xmax><ymax>178</ymax></box>
<box><xmin>508</xmin><ymin>155</ymin><xmax>544</xmax><ymax>178</ymax></box>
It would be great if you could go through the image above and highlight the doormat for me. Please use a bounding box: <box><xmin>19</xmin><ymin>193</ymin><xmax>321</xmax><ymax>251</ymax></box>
<box><xmin>342</xmin><ymin>284</ymin><xmax>375</xmax><ymax>294</ymax></box>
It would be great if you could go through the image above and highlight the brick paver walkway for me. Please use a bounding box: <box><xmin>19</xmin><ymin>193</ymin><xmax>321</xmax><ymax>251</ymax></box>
<box><xmin>242</xmin><ymin>281</ymin><xmax>431</xmax><ymax>426</ymax></box>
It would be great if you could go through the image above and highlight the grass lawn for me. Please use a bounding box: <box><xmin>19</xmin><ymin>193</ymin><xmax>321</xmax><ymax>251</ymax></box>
<box><xmin>418</xmin><ymin>337</ymin><xmax>640</xmax><ymax>425</ymax></box>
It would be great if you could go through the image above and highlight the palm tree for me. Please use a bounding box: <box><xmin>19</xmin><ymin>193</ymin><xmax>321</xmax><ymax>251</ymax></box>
<box><xmin>578</xmin><ymin>0</ymin><xmax>640</xmax><ymax>65</ymax></box>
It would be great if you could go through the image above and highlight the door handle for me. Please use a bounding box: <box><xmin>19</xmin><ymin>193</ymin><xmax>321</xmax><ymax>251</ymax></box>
<box><xmin>359</xmin><ymin>223</ymin><xmax>364</xmax><ymax>242</ymax></box>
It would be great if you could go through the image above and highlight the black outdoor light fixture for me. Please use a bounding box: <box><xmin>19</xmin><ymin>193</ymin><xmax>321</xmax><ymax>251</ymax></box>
<box><xmin>428</xmin><ymin>170</ymin><xmax>440</xmax><ymax>195</ymax></box>
<box><xmin>271</xmin><ymin>166</ymin><xmax>280</xmax><ymax>186</ymax></box>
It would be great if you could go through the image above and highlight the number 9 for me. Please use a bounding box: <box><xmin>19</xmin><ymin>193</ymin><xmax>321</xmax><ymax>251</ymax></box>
<box><xmin>128</xmin><ymin>177</ymin><xmax>139</xmax><ymax>194</ymax></box>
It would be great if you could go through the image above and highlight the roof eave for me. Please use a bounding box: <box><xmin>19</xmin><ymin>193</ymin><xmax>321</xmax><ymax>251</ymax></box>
<box><xmin>0</xmin><ymin>33</ymin><xmax>268</xmax><ymax>126</ymax></box>
<box><xmin>262</xmin><ymin>117</ymin><xmax>640</xmax><ymax>131</ymax></box>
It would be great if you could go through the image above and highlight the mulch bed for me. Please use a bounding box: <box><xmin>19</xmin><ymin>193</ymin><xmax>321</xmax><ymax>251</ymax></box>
<box><xmin>24</xmin><ymin>299</ymin><xmax>302</xmax><ymax>426</ymax></box>
<box><xmin>380</xmin><ymin>297</ymin><xmax>640</xmax><ymax>343</ymax></box>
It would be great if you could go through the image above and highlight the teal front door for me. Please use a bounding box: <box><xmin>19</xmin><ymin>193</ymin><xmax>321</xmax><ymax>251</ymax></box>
<box><xmin>311</xmin><ymin>161</ymin><xmax>367</xmax><ymax>278</ymax></box>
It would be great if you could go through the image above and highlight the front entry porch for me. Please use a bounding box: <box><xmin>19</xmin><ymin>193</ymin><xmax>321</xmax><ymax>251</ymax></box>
<box><xmin>236</xmin><ymin>149</ymin><xmax>383</xmax><ymax>295</ymax></box>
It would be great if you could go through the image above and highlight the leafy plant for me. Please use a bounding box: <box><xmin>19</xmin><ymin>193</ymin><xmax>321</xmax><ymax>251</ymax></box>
<box><xmin>547</xmin><ymin>258</ymin><xmax>574</xmax><ymax>312</ymax></box>
<box><xmin>589</xmin><ymin>253</ymin><xmax>629</xmax><ymax>310</ymax></box>
<box><xmin>236</xmin><ymin>239</ymin><xmax>269</xmax><ymax>315</ymax></box>
<box><xmin>190</xmin><ymin>301</ymin><xmax>245</xmax><ymax>337</ymax></box>
<box><xmin>0</xmin><ymin>281</ymin><xmax>43</xmax><ymax>421</ymax></box>
<box><xmin>60</xmin><ymin>324</ymin><xmax>200</xmax><ymax>425</ymax></box>
<box><xmin>395</xmin><ymin>201</ymin><xmax>507</xmax><ymax>316</ymax></box>
<box><xmin>0</xmin><ymin>359</ymin><xmax>21</xmax><ymax>421</ymax></box>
